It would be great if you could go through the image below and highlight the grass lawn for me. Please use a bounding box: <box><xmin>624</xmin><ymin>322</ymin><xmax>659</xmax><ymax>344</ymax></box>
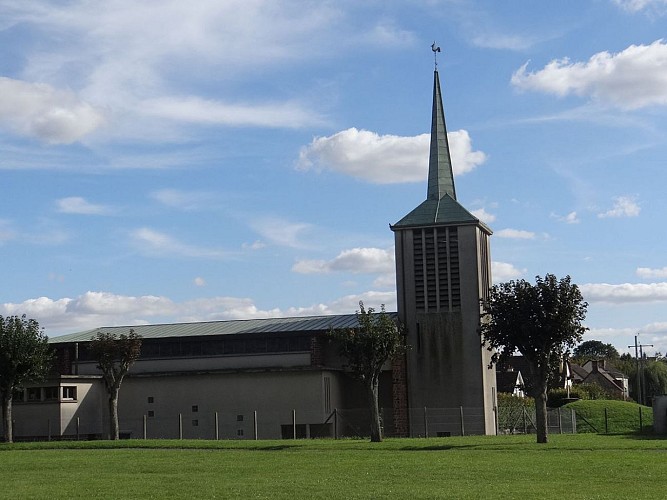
<box><xmin>564</xmin><ymin>400</ymin><xmax>652</xmax><ymax>434</ymax></box>
<box><xmin>1</xmin><ymin>434</ymin><xmax>666</xmax><ymax>499</ymax></box>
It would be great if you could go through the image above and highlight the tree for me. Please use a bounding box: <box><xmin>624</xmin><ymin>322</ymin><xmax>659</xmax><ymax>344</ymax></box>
<box><xmin>573</xmin><ymin>340</ymin><xmax>619</xmax><ymax>361</ymax></box>
<box><xmin>0</xmin><ymin>315</ymin><xmax>52</xmax><ymax>443</ymax></box>
<box><xmin>479</xmin><ymin>274</ymin><xmax>588</xmax><ymax>443</ymax></box>
<box><xmin>329</xmin><ymin>302</ymin><xmax>406</xmax><ymax>442</ymax></box>
<box><xmin>89</xmin><ymin>330</ymin><xmax>142</xmax><ymax>440</ymax></box>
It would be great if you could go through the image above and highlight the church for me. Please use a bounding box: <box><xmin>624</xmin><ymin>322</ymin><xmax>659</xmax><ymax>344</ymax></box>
<box><xmin>7</xmin><ymin>63</ymin><xmax>497</xmax><ymax>441</ymax></box>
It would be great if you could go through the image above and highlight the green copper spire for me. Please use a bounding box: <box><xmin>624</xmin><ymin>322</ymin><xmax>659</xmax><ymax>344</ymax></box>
<box><xmin>427</xmin><ymin>69</ymin><xmax>456</xmax><ymax>201</ymax></box>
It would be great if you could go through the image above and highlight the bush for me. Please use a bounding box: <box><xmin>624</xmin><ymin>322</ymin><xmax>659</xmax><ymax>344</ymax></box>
<box><xmin>548</xmin><ymin>383</ymin><xmax>623</xmax><ymax>407</ymax></box>
<box><xmin>497</xmin><ymin>393</ymin><xmax>534</xmax><ymax>434</ymax></box>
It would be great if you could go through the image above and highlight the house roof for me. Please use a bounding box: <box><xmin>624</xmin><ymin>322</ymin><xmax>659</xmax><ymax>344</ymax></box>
<box><xmin>49</xmin><ymin>313</ymin><xmax>398</xmax><ymax>344</ymax></box>
<box><xmin>496</xmin><ymin>371</ymin><xmax>524</xmax><ymax>394</ymax></box>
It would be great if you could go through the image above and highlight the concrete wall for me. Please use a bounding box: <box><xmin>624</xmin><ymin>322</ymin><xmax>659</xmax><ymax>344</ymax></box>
<box><xmin>394</xmin><ymin>223</ymin><xmax>496</xmax><ymax>436</ymax></box>
<box><xmin>653</xmin><ymin>395</ymin><xmax>667</xmax><ymax>434</ymax></box>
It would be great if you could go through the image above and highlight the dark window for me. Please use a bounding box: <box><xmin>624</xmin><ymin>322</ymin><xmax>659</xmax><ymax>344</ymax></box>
<box><xmin>27</xmin><ymin>387</ymin><xmax>41</xmax><ymax>401</ymax></box>
<box><xmin>148</xmin><ymin>396</ymin><xmax>154</xmax><ymax>404</ymax></box>
<box><xmin>192</xmin><ymin>405</ymin><xmax>198</xmax><ymax>413</ymax></box>
<box><xmin>192</xmin><ymin>419</ymin><xmax>199</xmax><ymax>427</ymax></box>
<box><xmin>237</xmin><ymin>414</ymin><xmax>244</xmax><ymax>422</ymax></box>
<box><xmin>44</xmin><ymin>387</ymin><xmax>59</xmax><ymax>401</ymax></box>
<box><xmin>147</xmin><ymin>410</ymin><xmax>155</xmax><ymax>418</ymax></box>
<box><xmin>237</xmin><ymin>429</ymin><xmax>244</xmax><ymax>437</ymax></box>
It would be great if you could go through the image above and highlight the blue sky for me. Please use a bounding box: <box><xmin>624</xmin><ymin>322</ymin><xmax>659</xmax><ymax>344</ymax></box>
<box><xmin>1</xmin><ymin>0</ymin><xmax>667</xmax><ymax>355</ymax></box>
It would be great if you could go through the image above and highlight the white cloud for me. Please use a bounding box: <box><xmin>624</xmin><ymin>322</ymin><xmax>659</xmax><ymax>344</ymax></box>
<box><xmin>612</xmin><ymin>0</ymin><xmax>667</xmax><ymax>13</ymax></box>
<box><xmin>637</xmin><ymin>267</ymin><xmax>667</xmax><ymax>279</ymax></box>
<box><xmin>130</xmin><ymin>227</ymin><xmax>227</xmax><ymax>259</ymax></box>
<box><xmin>511</xmin><ymin>40</ymin><xmax>667</xmax><ymax>109</ymax></box>
<box><xmin>470</xmin><ymin>208</ymin><xmax>496</xmax><ymax>224</ymax></box>
<box><xmin>492</xmin><ymin>261</ymin><xmax>526</xmax><ymax>282</ymax></box>
<box><xmin>250</xmin><ymin>217</ymin><xmax>313</xmax><ymax>249</ymax></box>
<box><xmin>194</xmin><ymin>277</ymin><xmax>206</xmax><ymax>287</ymax></box>
<box><xmin>56</xmin><ymin>197</ymin><xmax>113</xmax><ymax>215</ymax></box>
<box><xmin>552</xmin><ymin>211</ymin><xmax>580</xmax><ymax>224</ymax></box>
<box><xmin>472</xmin><ymin>33</ymin><xmax>535</xmax><ymax>51</ymax></box>
<box><xmin>150</xmin><ymin>189</ymin><xmax>214</xmax><ymax>211</ymax></box>
<box><xmin>597</xmin><ymin>196</ymin><xmax>640</xmax><ymax>218</ymax></box>
<box><xmin>495</xmin><ymin>228</ymin><xmax>536</xmax><ymax>239</ymax></box>
<box><xmin>292</xmin><ymin>247</ymin><xmax>394</xmax><ymax>275</ymax></box>
<box><xmin>297</xmin><ymin>128</ymin><xmax>486</xmax><ymax>184</ymax></box>
<box><xmin>581</xmin><ymin>282</ymin><xmax>667</xmax><ymax>303</ymax></box>
<box><xmin>4</xmin><ymin>289</ymin><xmax>398</xmax><ymax>336</ymax></box>
<box><xmin>141</xmin><ymin>96</ymin><xmax>323</xmax><ymax>129</ymax></box>
<box><xmin>0</xmin><ymin>77</ymin><xmax>104</xmax><ymax>143</ymax></box>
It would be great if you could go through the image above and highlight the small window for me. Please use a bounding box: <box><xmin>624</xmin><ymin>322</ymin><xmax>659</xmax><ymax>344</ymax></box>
<box><xmin>27</xmin><ymin>387</ymin><xmax>42</xmax><ymax>401</ymax></box>
<box><xmin>192</xmin><ymin>419</ymin><xmax>199</xmax><ymax>427</ymax></box>
<box><xmin>237</xmin><ymin>429</ymin><xmax>244</xmax><ymax>437</ymax></box>
<box><xmin>147</xmin><ymin>397</ymin><xmax>154</xmax><ymax>404</ymax></box>
<box><xmin>12</xmin><ymin>388</ymin><xmax>25</xmax><ymax>402</ymax></box>
<box><xmin>62</xmin><ymin>386</ymin><xmax>77</xmax><ymax>400</ymax></box>
<box><xmin>147</xmin><ymin>410</ymin><xmax>155</xmax><ymax>418</ymax></box>
<box><xmin>236</xmin><ymin>414</ymin><xmax>244</xmax><ymax>422</ymax></box>
<box><xmin>44</xmin><ymin>387</ymin><xmax>59</xmax><ymax>401</ymax></box>
<box><xmin>192</xmin><ymin>405</ymin><xmax>198</xmax><ymax>413</ymax></box>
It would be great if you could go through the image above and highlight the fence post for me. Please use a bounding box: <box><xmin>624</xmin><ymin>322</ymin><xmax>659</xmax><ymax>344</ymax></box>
<box><xmin>143</xmin><ymin>415</ymin><xmax>147</xmax><ymax>439</ymax></box>
<box><xmin>523</xmin><ymin>407</ymin><xmax>527</xmax><ymax>434</ymax></box>
<box><xmin>459</xmin><ymin>406</ymin><xmax>465</xmax><ymax>436</ymax></box>
<box><xmin>76</xmin><ymin>417</ymin><xmax>80</xmax><ymax>441</ymax></box>
<box><xmin>47</xmin><ymin>419</ymin><xmax>51</xmax><ymax>442</ymax></box>
<box><xmin>639</xmin><ymin>406</ymin><xmax>643</xmax><ymax>433</ymax></box>
<box><xmin>571</xmin><ymin>409</ymin><xmax>576</xmax><ymax>434</ymax></box>
<box><xmin>292</xmin><ymin>410</ymin><xmax>296</xmax><ymax>439</ymax></box>
<box><xmin>424</xmin><ymin>407</ymin><xmax>428</xmax><ymax>438</ymax></box>
<box><xmin>179</xmin><ymin>413</ymin><xmax>183</xmax><ymax>440</ymax></box>
<box><xmin>214</xmin><ymin>412</ymin><xmax>219</xmax><ymax>440</ymax></box>
<box><xmin>334</xmin><ymin>409</ymin><xmax>338</xmax><ymax>440</ymax></box>
<box><xmin>558</xmin><ymin>407</ymin><xmax>562</xmax><ymax>434</ymax></box>
<box><xmin>604</xmin><ymin>408</ymin><xmax>608</xmax><ymax>434</ymax></box>
<box><xmin>253</xmin><ymin>410</ymin><xmax>258</xmax><ymax>440</ymax></box>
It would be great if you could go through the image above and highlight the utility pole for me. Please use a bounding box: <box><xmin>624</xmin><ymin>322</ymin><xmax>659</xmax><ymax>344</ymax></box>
<box><xmin>628</xmin><ymin>335</ymin><xmax>653</xmax><ymax>405</ymax></box>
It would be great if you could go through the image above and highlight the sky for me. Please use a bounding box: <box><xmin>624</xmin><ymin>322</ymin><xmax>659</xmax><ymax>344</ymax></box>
<box><xmin>1</xmin><ymin>0</ymin><xmax>667</xmax><ymax>355</ymax></box>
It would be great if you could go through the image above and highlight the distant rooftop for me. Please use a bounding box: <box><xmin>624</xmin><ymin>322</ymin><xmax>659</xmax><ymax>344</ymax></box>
<box><xmin>49</xmin><ymin>313</ymin><xmax>399</xmax><ymax>344</ymax></box>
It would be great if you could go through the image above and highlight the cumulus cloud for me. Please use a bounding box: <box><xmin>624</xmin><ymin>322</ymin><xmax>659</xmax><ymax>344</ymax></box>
<box><xmin>637</xmin><ymin>267</ymin><xmax>667</xmax><ymax>279</ymax></box>
<box><xmin>2</xmin><ymin>289</ymin><xmax>398</xmax><ymax>336</ymax></box>
<box><xmin>0</xmin><ymin>77</ymin><xmax>104</xmax><ymax>143</ymax></box>
<box><xmin>581</xmin><ymin>282</ymin><xmax>667</xmax><ymax>303</ymax></box>
<box><xmin>511</xmin><ymin>40</ymin><xmax>667</xmax><ymax>109</ymax></box>
<box><xmin>470</xmin><ymin>208</ymin><xmax>496</xmax><ymax>225</ymax></box>
<box><xmin>492</xmin><ymin>261</ymin><xmax>526</xmax><ymax>282</ymax></box>
<box><xmin>150</xmin><ymin>188</ymin><xmax>215</xmax><ymax>211</ymax></box>
<box><xmin>130</xmin><ymin>227</ymin><xmax>227</xmax><ymax>259</ymax></box>
<box><xmin>597</xmin><ymin>196</ymin><xmax>640</xmax><ymax>218</ymax></box>
<box><xmin>193</xmin><ymin>277</ymin><xmax>206</xmax><ymax>287</ymax></box>
<box><xmin>552</xmin><ymin>211</ymin><xmax>580</xmax><ymax>224</ymax></box>
<box><xmin>495</xmin><ymin>228</ymin><xmax>536</xmax><ymax>239</ymax></box>
<box><xmin>292</xmin><ymin>248</ymin><xmax>394</xmax><ymax>275</ymax></box>
<box><xmin>56</xmin><ymin>197</ymin><xmax>114</xmax><ymax>215</ymax></box>
<box><xmin>297</xmin><ymin>128</ymin><xmax>486</xmax><ymax>184</ymax></box>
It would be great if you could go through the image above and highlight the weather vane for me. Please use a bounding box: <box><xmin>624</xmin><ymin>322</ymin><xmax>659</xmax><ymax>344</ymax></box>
<box><xmin>431</xmin><ymin>41</ymin><xmax>441</xmax><ymax>69</ymax></box>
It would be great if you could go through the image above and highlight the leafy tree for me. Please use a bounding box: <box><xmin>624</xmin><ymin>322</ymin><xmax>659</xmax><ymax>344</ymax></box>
<box><xmin>0</xmin><ymin>315</ymin><xmax>52</xmax><ymax>443</ymax></box>
<box><xmin>480</xmin><ymin>274</ymin><xmax>588</xmax><ymax>443</ymax></box>
<box><xmin>89</xmin><ymin>330</ymin><xmax>142</xmax><ymax>440</ymax></box>
<box><xmin>329</xmin><ymin>302</ymin><xmax>406</xmax><ymax>442</ymax></box>
<box><xmin>573</xmin><ymin>340</ymin><xmax>620</xmax><ymax>362</ymax></box>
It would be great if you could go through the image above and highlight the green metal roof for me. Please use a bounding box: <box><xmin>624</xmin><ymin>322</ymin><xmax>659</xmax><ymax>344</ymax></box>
<box><xmin>391</xmin><ymin>194</ymin><xmax>491</xmax><ymax>232</ymax></box>
<box><xmin>48</xmin><ymin>313</ymin><xmax>398</xmax><ymax>344</ymax></box>
<box><xmin>427</xmin><ymin>70</ymin><xmax>456</xmax><ymax>201</ymax></box>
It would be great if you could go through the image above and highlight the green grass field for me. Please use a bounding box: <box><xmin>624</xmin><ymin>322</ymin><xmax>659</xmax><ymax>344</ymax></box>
<box><xmin>1</xmin><ymin>434</ymin><xmax>666</xmax><ymax>499</ymax></box>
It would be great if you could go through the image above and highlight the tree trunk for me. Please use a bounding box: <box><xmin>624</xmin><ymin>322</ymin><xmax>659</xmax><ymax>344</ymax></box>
<box><xmin>534</xmin><ymin>389</ymin><xmax>549</xmax><ymax>444</ymax></box>
<box><xmin>2</xmin><ymin>393</ymin><xmax>12</xmax><ymax>443</ymax></box>
<box><xmin>367</xmin><ymin>377</ymin><xmax>382</xmax><ymax>442</ymax></box>
<box><xmin>108</xmin><ymin>388</ymin><xmax>120</xmax><ymax>440</ymax></box>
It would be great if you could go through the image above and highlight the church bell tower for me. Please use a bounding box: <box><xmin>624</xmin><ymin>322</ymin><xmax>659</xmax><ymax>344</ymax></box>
<box><xmin>390</xmin><ymin>59</ymin><xmax>496</xmax><ymax>436</ymax></box>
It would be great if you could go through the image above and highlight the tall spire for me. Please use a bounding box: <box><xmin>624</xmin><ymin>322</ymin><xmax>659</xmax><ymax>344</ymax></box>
<box><xmin>427</xmin><ymin>68</ymin><xmax>456</xmax><ymax>201</ymax></box>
